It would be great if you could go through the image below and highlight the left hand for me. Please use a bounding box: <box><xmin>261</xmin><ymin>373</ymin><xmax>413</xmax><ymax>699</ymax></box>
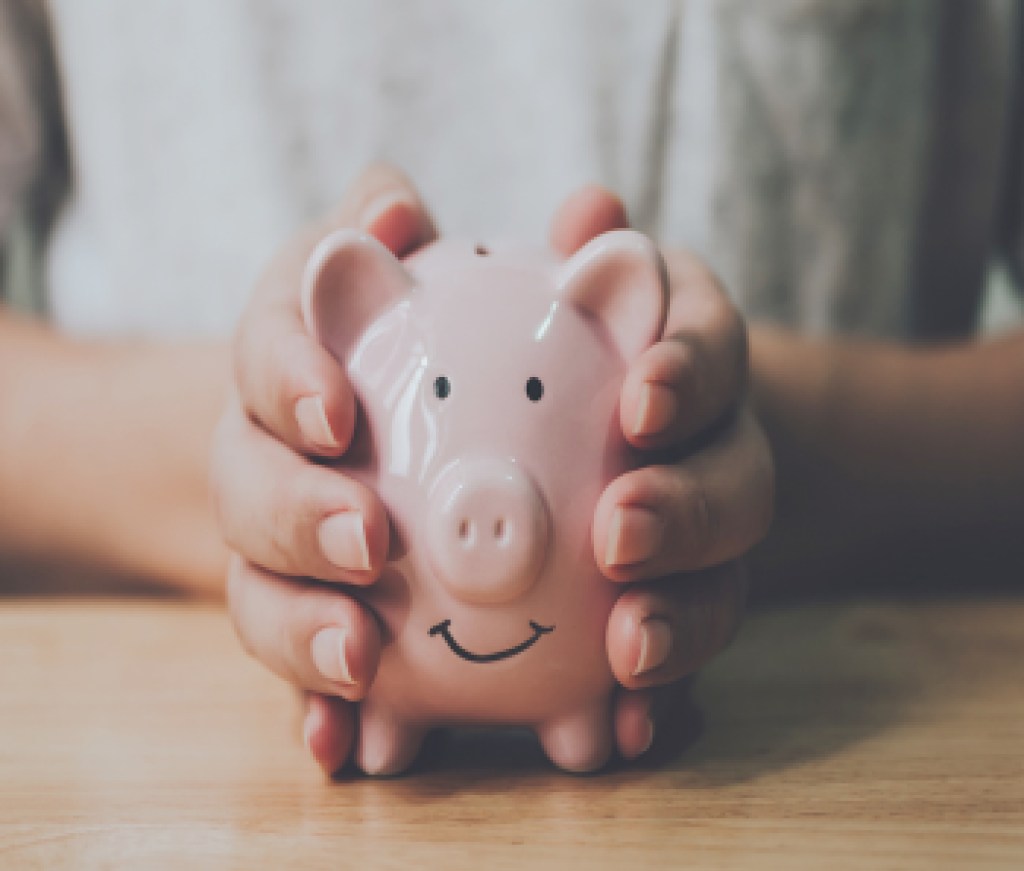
<box><xmin>551</xmin><ymin>187</ymin><xmax>774</xmax><ymax>760</ymax></box>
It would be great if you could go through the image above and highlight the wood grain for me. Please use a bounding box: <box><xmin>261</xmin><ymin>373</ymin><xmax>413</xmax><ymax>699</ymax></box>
<box><xmin>1</xmin><ymin>596</ymin><xmax>1022</xmax><ymax>869</ymax></box>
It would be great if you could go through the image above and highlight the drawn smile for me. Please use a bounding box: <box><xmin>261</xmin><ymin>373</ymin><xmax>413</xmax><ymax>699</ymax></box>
<box><xmin>428</xmin><ymin>619</ymin><xmax>554</xmax><ymax>663</ymax></box>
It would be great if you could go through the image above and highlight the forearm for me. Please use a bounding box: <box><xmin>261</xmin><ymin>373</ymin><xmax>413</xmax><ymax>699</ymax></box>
<box><xmin>749</xmin><ymin>325</ymin><xmax>1024</xmax><ymax>589</ymax></box>
<box><xmin>0</xmin><ymin>310</ymin><xmax>230</xmax><ymax>596</ymax></box>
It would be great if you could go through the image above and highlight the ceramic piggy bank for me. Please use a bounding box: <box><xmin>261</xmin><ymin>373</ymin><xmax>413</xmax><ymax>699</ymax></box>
<box><xmin>302</xmin><ymin>228</ymin><xmax>668</xmax><ymax>774</ymax></box>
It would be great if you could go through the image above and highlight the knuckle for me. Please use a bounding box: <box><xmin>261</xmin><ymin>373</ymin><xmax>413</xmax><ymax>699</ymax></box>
<box><xmin>359</xmin><ymin>160</ymin><xmax>407</xmax><ymax>192</ymax></box>
<box><xmin>286</xmin><ymin>589</ymin><xmax>320</xmax><ymax>671</ymax></box>
<box><xmin>207</xmin><ymin>435</ymin><xmax>229</xmax><ymax>520</ymax></box>
<box><xmin>666</xmin><ymin>248</ymin><xmax>713</xmax><ymax>287</ymax></box>
<box><xmin>338</xmin><ymin>162</ymin><xmax>412</xmax><ymax>222</ymax></box>
<box><xmin>275</xmin><ymin>580</ymin><xmax>353</xmax><ymax>689</ymax></box>
<box><xmin>208</xmin><ymin>415</ymin><xmax>246</xmax><ymax>549</ymax></box>
<box><xmin>681</xmin><ymin>483</ymin><xmax>719</xmax><ymax>568</ymax></box>
<box><xmin>225</xmin><ymin>560</ymin><xmax>258</xmax><ymax>658</ymax></box>
<box><xmin>232</xmin><ymin>308</ymin><xmax>267</xmax><ymax>400</ymax></box>
<box><xmin>265</xmin><ymin>470</ymin><xmax>313</xmax><ymax>572</ymax></box>
<box><xmin>696</xmin><ymin>301</ymin><xmax>747</xmax><ymax>399</ymax></box>
<box><xmin>299</xmin><ymin>584</ymin><xmax>359</xmax><ymax>632</ymax></box>
<box><xmin>667</xmin><ymin>339</ymin><xmax>701</xmax><ymax>400</ymax></box>
<box><xmin>268</xmin><ymin>331</ymin><xmax>310</xmax><ymax>404</ymax></box>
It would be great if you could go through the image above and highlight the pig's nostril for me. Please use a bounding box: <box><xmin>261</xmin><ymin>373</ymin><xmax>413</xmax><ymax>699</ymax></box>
<box><xmin>458</xmin><ymin>518</ymin><xmax>473</xmax><ymax>545</ymax></box>
<box><xmin>493</xmin><ymin>517</ymin><xmax>506</xmax><ymax>543</ymax></box>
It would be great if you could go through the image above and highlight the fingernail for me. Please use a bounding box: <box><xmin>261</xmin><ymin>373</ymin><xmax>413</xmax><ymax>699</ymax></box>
<box><xmin>632</xmin><ymin>382</ymin><xmax>678</xmax><ymax>437</ymax></box>
<box><xmin>605</xmin><ymin>506</ymin><xmax>665</xmax><ymax>567</ymax></box>
<box><xmin>359</xmin><ymin>191</ymin><xmax>412</xmax><ymax>230</ymax></box>
<box><xmin>311</xmin><ymin>627</ymin><xmax>355</xmax><ymax>685</ymax></box>
<box><xmin>640</xmin><ymin>716</ymin><xmax>656</xmax><ymax>754</ymax></box>
<box><xmin>295</xmin><ymin>395</ymin><xmax>339</xmax><ymax>451</ymax></box>
<box><xmin>633</xmin><ymin>617</ymin><xmax>672</xmax><ymax>677</ymax></box>
<box><xmin>318</xmin><ymin>511</ymin><xmax>370</xmax><ymax>571</ymax></box>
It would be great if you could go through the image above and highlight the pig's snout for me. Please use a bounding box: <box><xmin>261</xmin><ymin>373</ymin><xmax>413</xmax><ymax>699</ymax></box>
<box><xmin>426</xmin><ymin>459</ymin><xmax>550</xmax><ymax>605</ymax></box>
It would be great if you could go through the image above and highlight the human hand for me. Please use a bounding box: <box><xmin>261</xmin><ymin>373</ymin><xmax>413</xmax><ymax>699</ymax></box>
<box><xmin>215</xmin><ymin>172</ymin><xmax>771</xmax><ymax>775</ymax></box>
<box><xmin>210</xmin><ymin>164</ymin><xmax>438</xmax><ymax>774</ymax></box>
<box><xmin>555</xmin><ymin>190</ymin><xmax>774</xmax><ymax>760</ymax></box>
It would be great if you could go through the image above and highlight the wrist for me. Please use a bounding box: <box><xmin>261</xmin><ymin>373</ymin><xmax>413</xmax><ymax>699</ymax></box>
<box><xmin>0</xmin><ymin>324</ymin><xmax>231</xmax><ymax>595</ymax></box>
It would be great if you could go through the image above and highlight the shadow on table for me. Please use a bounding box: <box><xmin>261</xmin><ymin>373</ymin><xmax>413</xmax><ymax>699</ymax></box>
<box><xmin>338</xmin><ymin>700</ymin><xmax>704</xmax><ymax>785</ymax></box>
<box><xmin>377</xmin><ymin>600</ymin><xmax>964</xmax><ymax>789</ymax></box>
<box><xmin>636</xmin><ymin>600</ymin><xmax>948</xmax><ymax>788</ymax></box>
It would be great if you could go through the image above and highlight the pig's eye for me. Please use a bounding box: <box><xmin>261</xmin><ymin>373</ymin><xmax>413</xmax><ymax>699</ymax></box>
<box><xmin>434</xmin><ymin>375</ymin><xmax>451</xmax><ymax>400</ymax></box>
<box><xmin>525</xmin><ymin>376</ymin><xmax>543</xmax><ymax>402</ymax></box>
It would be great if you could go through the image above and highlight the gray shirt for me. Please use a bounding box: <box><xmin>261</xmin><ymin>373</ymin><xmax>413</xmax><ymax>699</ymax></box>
<box><xmin>1</xmin><ymin>0</ymin><xmax>1022</xmax><ymax>339</ymax></box>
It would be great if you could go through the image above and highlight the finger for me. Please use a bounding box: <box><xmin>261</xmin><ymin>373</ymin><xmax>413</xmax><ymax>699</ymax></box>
<box><xmin>549</xmin><ymin>183</ymin><xmax>630</xmax><ymax>256</ymax></box>
<box><xmin>623</xmin><ymin>251</ymin><xmax>748</xmax><ymax>448</ymax></box>
<box><xmin>613</xmin><ymin>686</ymin><xmax>656</xmax><ymax>761</ymax></box>
<box><xmin>606</xmin><ymin>562</ymin><xmax>748</xmax><ymax>689</ymax></box>
<box><xmin>303</xmin><ymin>693</ymin><xmax>357</xmax><ymax>777</ymax></box>
<box><xmin>227</xmin><ymin>555</ymin><xmax>382</xmax><ymax>701</ymax></box>
<box><xmin>235</xmin><ymin>305</ymin><xmax>359</xmax><ymax>457</ymax></box>
<box><xmin>613</xmin><ymin>678</ymin><xmax>700</xmax><ymax>762</ymax></box>
<box><xmin>321</xmin><ymin>162</ymin><xmax>438</xmax><ymax>258</ymax></box>
<box><xmin>595</xmin><ymin>407</ymin><xmax>774</xmax><ymax>581</ymax></box>
<box><xmin>211</xmin><ymin>399</ymin><xmax>389</xmax><ymax>584</ymax></box>
<box><xmin>235</xmin><ymin>163</ymin><xmax>438</xmax><ymax>457</ymax></box>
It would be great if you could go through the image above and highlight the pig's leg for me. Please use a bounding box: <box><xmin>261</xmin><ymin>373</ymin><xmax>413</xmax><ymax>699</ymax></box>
<box><xmin>356</xmin><ymin>703</ymin><xmax>427</xmax><ymax>776</ymax></box>
<box><xmin>536</xmin><ymin>701</ymin><xmax>613</xmax><ymax>773</ymax></box>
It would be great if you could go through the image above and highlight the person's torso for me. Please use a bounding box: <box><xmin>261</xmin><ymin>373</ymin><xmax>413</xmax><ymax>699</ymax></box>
<box><xmin>40</xmin><ymin>0</ymin><xmax>1021</xmax><ymax>338</ymax></box>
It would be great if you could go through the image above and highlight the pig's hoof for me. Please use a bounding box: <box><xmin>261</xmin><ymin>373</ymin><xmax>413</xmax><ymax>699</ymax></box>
<box><xmin>537</xmin><ymin>707</ymin><xmax>612</xmax><ymax>773</ymax></box>
<box><xmin>356</xmin><ymin>711</ymin><xmax>426</xmax><ymax>776</ymax></box>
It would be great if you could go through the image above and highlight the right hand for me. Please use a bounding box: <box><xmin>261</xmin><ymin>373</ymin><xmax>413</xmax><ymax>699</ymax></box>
<box><xmin>210</xmin><ymin>164</ymin><xmax>438</xmax><ymax>774</ymax></box>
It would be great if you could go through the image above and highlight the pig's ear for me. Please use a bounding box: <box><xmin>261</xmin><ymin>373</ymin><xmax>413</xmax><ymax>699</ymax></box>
<box><xmin>301</xmin><ymin>229</ymin><xmax>415</xmax><ymax>359</ymax></box>
<box><xmin>556</xmin><ymin>229</ymin><xmax>669</xmax><ymax>361</ymax></box>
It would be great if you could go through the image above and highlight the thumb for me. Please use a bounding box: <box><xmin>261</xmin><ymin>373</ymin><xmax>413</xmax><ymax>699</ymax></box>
<box><xmin>549</xmin><ymin>183</ymin><xmax>630</xmax><ymax>256</ymax></box>
<box><xmin>325</xmin><ymin>162</ymin><xmax>439</xmax><ymax>256</ymax></box>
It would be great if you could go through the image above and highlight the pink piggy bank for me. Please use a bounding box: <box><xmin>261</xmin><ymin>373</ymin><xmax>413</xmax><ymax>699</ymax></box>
<box><xmin>303</xmin><ymin>228</ymin><xmax>669</xmax><ymax>774</ymax></box>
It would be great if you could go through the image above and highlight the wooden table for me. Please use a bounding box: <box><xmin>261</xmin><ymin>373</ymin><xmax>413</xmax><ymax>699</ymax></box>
<box><xmin>1</xmin><ymin>596</ymin><xmax>1022</xmax><ymax>869</ymax></box>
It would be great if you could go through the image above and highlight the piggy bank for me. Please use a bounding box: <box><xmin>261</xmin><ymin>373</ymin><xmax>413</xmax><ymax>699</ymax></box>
<box><xmin>302</xmin><ymin>228</ymin><xmax>669</xmax><ymax>774</ymax></box>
